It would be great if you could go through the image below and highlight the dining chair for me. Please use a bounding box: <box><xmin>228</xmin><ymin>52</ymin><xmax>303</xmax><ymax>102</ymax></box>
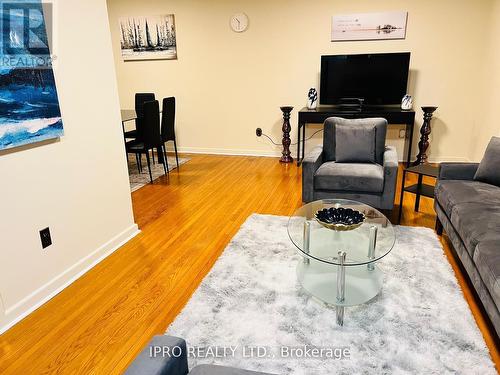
<box><xmin>124</xmin><ymin>93</ymin><xmax>156</xmax><ymax>140</ymax></box>
<box><xmin>161</xmin><ymin>97</ymin><xmax>179</xmax><ymax>168</ymax></box>
<box><xmin>126</xmin><ymin>100</ymin><xmax>167</xmax><ymax>183</ymax></box>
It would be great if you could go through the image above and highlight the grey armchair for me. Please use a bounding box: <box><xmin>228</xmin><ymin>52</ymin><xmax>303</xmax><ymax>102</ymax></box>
<box><xmin>302</xmin><ymin>117</ymin><xmax>398</xmax><ymax>210</ymax></box>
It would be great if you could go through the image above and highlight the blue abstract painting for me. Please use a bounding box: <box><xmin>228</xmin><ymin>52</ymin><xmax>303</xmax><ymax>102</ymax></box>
<box><xmin>0</xmin><ymin>0</ymin><xmax>63</xmax><ymax>151</ymax></box>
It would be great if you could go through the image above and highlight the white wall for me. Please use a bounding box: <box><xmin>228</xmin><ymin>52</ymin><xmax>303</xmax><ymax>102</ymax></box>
<box><xmin>107</xmin><ymin>0</ymin><xmax>493</xmax><ymax>162</ymax></box>
<box><xmin>470</xmin><ymin>0</ymin><xmax>500</xmax><ymax>161</ymax></box>
<box><xmin>0</xmin><ymin>0</ymin><xmax>138</xmax><ymax>332</ymax></box>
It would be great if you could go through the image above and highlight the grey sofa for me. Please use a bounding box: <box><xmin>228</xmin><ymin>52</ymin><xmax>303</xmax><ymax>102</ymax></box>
<box><xmin>125</xmin><ymin>335</ymin><xmax>274</xmax><ymax>375</ymax></box>
<box><xmin>434</xmin><ymin>163</ymin><xmax>500</xmax><ymax>338</ymax></box>
<box><xmin>302</xmin><ymin>117</ymin><xmax>398</xmax><ymax>210</ymax></box>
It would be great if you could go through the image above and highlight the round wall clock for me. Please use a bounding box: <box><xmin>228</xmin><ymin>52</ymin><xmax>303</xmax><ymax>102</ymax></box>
<box><xmin>230</xmin><ymin>13</ymin><xmax>249</xmax><ymax>33</ymax></box>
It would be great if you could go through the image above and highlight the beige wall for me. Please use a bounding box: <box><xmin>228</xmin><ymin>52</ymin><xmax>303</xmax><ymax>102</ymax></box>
<box><xmin>0</xmin><ymin>0</ymin><xmax>137</xmax><ymax>332</ymax></box>
<box><xmin>107</xmin><ymin>0</ymin><xmax>494</xmax><ymax>162</ymax></box>
<box><xmin>470</xmin><ymin>0</ymin><xmax>500</xmax><ymax>161</ymax></box>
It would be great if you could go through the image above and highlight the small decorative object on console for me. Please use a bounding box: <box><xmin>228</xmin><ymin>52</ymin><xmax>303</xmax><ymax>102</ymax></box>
<box><xmin>401</xmin><ymin>94</ymin><xmax>413</xmax><ymax>110</ymax></box>
<box><xmin>315</xmin><ymin>207</ymin><xmax>365</xmax><ymax>231</ymax></box>
<box><xmin>307</xmin><ymin>88</ymin><xmax>318</xmax><ymax>110</ymax></box>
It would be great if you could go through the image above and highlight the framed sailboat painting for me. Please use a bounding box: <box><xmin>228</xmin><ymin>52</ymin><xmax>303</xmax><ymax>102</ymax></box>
<box><xmin>0</xmin><ymin>0</ymin><xmax>63</xmax><ymax>151</ymax></box>
<box><xmin>332</xmin><ymin>11</ymin><xmax>408</xmax><ymax>41</ymax></box>
<box><xmin>119</xmin><ymin>15</ymin><xmax>177</xmax><ymax>61</ymax></box>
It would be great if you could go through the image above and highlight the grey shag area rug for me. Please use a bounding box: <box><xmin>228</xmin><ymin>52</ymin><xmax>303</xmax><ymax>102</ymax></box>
<box><xmin>166</xmin><ymin>214</ymin><xmax>495</xmax><ymax>374</ymax></box>
<box><xmin>127</xmin><ymin>153</ymin><xmax>189</xmax><ymax>192</ymax></box>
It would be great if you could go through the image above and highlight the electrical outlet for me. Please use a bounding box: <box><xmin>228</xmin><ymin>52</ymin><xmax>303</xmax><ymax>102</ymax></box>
<box><xmin>39</xmin><ymin>227</ymin><xmax>52</xmax><ymax>249</ymax></box>
<box><xmin>399</xmin><ymin>129</ymin><xmax>406</xmax><ymax>139</ymax></box>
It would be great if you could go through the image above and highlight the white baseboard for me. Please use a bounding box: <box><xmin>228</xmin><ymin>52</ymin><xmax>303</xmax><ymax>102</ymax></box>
<box><xmin>0</xmin><ymin>224</ymin><xmax>140</xmax><ymax>334</ymax></box>
<box><xmin>177</xmin><ymin>146</ymin><xmax>283</xmax><ymax>158</ymax></box>
<box><xmin>178</xmin><ymin>146</ymin><xmax>470</xmax><ymax>164</ymax></box>
<box><xmin>397</xmin><ymin>157</ymin><xmax>471</xmax><ymax>163</ymax></box>
<box><xmin>425</xmin><ymin>156</ymin><xmax>471</xmax><ymax>163</ymax></box>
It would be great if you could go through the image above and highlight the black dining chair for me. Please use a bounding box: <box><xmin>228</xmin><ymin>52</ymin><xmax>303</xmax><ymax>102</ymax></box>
<box><xmin>161</xmin><ymin>97</ymin><xmax>179</xmax><ymax>168</ymax></box>
<box><xmin>124</xmin><ymin>93</ymin><xmax>156</xmax><ymax>140</ymax></box>
<box><xmin>126</xmin><ymin>100</ymin><xmax>167</xmax><ymax>183</ymax></box>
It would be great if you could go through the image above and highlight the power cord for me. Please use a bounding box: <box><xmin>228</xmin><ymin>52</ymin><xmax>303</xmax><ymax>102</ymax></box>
<box><xmin>255</xmin><ymin>128</ymin><xmax>323</xmax><ymax>146</ymax></box>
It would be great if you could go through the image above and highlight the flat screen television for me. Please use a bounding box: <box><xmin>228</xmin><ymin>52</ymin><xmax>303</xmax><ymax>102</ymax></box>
<box><xmin>319</xmin><ymin>52</ymin><xmax>410</xmax><ymax>105</ymax></box>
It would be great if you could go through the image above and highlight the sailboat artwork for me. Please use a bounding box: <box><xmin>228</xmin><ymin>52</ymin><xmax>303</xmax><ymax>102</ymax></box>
<box><xmin>332</xmin><ymin>11</ymin><xmax>408</xmax><ymax>41</ymax></box>
<box><xmin>120</xmin><ymin>15</ymin><xmax>177</xmax><ymax>61</ymax></box>
<box><xmin>0</xmin><ymin>0</ymin><xmax>63</xmax><ymax>151</ymax></box>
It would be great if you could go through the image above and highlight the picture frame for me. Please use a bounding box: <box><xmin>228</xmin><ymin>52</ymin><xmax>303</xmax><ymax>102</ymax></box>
<box><xmin>120</xmin><ymin>15</ymin><xmax>177</xmax><ymax>61</ymax></box>
<box><xmin>332</xmin><ymin>11</ymin><xmax>408</xmax><ymax>42</ymax></box>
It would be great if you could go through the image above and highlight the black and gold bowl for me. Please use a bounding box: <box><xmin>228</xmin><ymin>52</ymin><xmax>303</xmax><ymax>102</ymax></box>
<box><xmin>315</xmin><ymin>207</ymin><xmax>365</xmax><ymax>231</ymax></box>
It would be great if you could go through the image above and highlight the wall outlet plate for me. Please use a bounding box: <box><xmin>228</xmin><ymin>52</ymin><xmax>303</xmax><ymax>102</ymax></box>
<box><xmin>40</xmin><ymin>227</ymin><xmax>52</xmax><ymax>249</ymax></box>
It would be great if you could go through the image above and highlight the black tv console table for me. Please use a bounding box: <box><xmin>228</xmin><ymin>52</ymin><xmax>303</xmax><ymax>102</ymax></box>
<box><xmin>297</xmin><ymin>105</ymin><xmax>416</xmax><ymax>166</ymax></box>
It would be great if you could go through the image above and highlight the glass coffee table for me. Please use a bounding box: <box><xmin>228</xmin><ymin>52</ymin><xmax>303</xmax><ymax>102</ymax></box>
<box><xmin>287</xmin><ymin>199</ymin><xmax>396</xmax><ymax>325</ymax></box>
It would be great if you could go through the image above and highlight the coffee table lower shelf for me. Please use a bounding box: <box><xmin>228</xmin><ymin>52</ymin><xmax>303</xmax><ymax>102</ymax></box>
<box><xmin>296</xmin><ymin>257</ymin><xmax>384</xmax><ymax>325</ymax></box>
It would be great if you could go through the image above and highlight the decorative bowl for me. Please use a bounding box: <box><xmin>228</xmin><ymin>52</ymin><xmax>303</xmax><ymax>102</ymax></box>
<box><xmin>315</xmin><ymin>207</ymin><xmax>365</xmax><ymax>231</ymax></box>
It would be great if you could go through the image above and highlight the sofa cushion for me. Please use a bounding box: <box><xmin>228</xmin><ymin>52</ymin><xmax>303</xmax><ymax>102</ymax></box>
<box><xmin>450</xmin><ymin>203</ymin><xmax>500</xmax><ymax>257</ymax></box>
<box><xmin>335</xmin><ymin>123</ymin><xmax>376</xmax><ymax>163</ymax></box>
<box><xmin>190</xmin><ymin>364</ymin><xmax>274</xmax><ymax>375</ymax></box>
<box><xmin>474</xmin><ymin>136</ymin><xmax>500</xmax><ymax>187</ymax></box>
<box><xmin>435</xmin><ymin>180</ymin><xmax>500</xmax><ymax>218</ymax></box>
<box><xmin>473</xmin><ymin>241</ymin><xmax>500</xmax><ymax>311</ymax></box>
<box><xmin>314</xmin><ymin>162</ymin><xmax>384</xmax><ymax>193</ymax></box>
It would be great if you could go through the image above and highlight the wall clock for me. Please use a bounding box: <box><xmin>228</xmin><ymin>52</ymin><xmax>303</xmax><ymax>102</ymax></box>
<box><xmin>230</xmin><ymin>13</ymin><xmax>249</xmax><ymax>32</ymax></box>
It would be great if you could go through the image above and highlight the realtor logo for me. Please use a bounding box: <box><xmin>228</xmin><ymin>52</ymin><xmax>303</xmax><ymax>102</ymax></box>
<box><xmin>1</xmin><ymin>0</ymin><xmax>56</xmax><ymax>68</ymax></box>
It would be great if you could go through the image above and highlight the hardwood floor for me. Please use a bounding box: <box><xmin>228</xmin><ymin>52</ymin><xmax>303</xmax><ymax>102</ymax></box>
<box><xmin>0</xmin><ymin>154</ymin><xmax>498</xmax><ymax>374</ymax></box>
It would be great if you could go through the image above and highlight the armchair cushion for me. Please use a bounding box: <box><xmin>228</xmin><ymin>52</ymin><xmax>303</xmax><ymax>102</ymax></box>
<box><xmin>323</xmin><ymin>117</ymin><xmax>387</xmax><ymax>164</ymax></box>
<box><xmin>474</xmin><ymin>136</ymin><xmax>500</xmax><ymax>187</ymax></box>
<box><xmin>314</xmin><ymin>162</ymin><xmax>384</xmax><ymax>193</ymax></box>
<box><xmin>335</xmin><ymin>123</ymin><xmax>376</xmax><ymax>163</ymax></box>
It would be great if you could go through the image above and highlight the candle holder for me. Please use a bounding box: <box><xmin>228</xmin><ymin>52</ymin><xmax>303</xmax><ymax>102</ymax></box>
<box><xmin>280</xmin><ymin>106</ymin><xmax>294</xmax><ymax>163</ymax></box>
<box><xmin>413</xmin><ymin>106</ymin><xmax>438</xmax><ymax>165</ymax></box>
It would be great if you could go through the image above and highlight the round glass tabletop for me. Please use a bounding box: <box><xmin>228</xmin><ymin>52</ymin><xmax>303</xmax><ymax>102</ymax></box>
<box><xmin>287</xmin><ymin>199</ymin><xmax>396</xmax><ymax>266</ymax></box>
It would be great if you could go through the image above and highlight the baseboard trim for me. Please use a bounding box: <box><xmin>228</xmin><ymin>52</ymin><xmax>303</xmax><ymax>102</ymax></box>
<box><xmin>397</xmin><ymin>158</ymin><xmax>471</xmax><ymax>163</ymax></box>
<box><xmin>0</xmin><ymin>224</ymin><xmax>140</xmax><ymax>334</ymax></box>
<box><xmin>178</xmin><ymin>147</ymin><xmax>470</xmax><ymax>164</ymax></box>
<box><xmin>177</xmin><ymin>146</ymin><xmax>282</xmax><ymax>158</ymax></box>
<box><xmin>425</xmin><ymin>156</ymin><xmax>471</xmax><ymax>163</ymax></box>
